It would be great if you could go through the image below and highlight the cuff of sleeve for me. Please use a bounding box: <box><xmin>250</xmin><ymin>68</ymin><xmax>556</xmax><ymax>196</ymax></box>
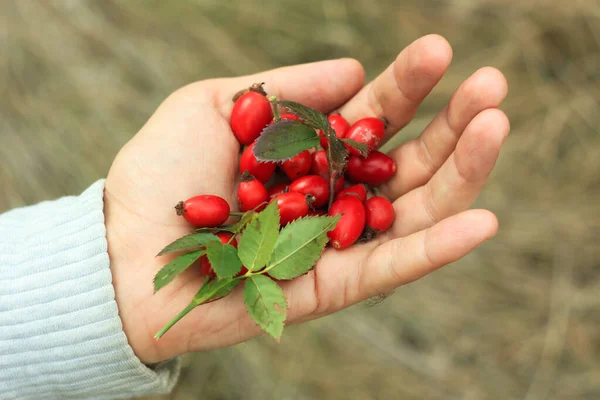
<box><xmin>0</xmin><ymin>180</ymin><xmax>180</xmax><ymax>400</ymax></box>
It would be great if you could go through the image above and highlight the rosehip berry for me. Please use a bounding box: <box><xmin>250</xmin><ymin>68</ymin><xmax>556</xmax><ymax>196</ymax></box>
<box><xmin>200</xmin><ymin>232</ymin><xmax>238</xmax><ymax>277</ymax></box>
<box><xmin>345</xmin><ymin>117</ymin><xmax>386</xmax><ymax>156</ymax></box>
<box><xmin>346</xmin><ymin>151</ymin><xmax>396</xmax><ymax>186</ymax></box>
<box><xmin>310</xmin><ymin>150</ymin><xmax>345</xmax><ymax>193</ymax></box>
<box><xmin>281</xmin><ymin>150</ymin><xmax>311</xmax><ymax>180</ymax></box>
<box><xmin>334</xmin><ymin>176</ymin><xmax>345</xmax><ymax>194</ymax></box>
<box><xmin>310</xmin><ymin>150</ymin><xmax>329</xmax><ymax>177</ymax></box>
<box><xmin>268</xmin><ymin>182</ymin><xmax>290</xmax><ymax>199</ymax></box>
<box><xmin>335</xmin><ymin>184</ymin><xmax>367</xmax><ymax>203</ymax></box>
<box><xmin>238</xmin><ymin>174</ymin><xmax>269</xmax><ymax>212</ymax></box>
<box><xmin>175</xmin><ymin>195</ymin><xmax>230</xmax><ymax>228</ymax></box>
<box><xmin>240</xmin><ymin>141</ymin><xmax>276</xmax><ymax>183</ymax></box>
<box><xmin>230</xmin><ymin>86</ymin><xmax>273</xmax><ymax>145</ymax></box>
<box><xmin>288</xmin><ymin>175</ymin><xmax>329</xmax><ymax>208</ymax></box>
<box><xmin>270</xmin><ymin>113</ymin><xmax>300</xmax><ymax>124</ymax></box>
<box><xmin>318</xmin><ymin>113</ymin><xmax>351</xmax><ymax>149</ymax></box>
<box><xmin>365</xmin><ymin>196</ymin><xmax>395</xmax><ymax>233</ymax></box>
<box><xmin>271</xmin><ymin>192</ymin><xmax>311</xmax><ymax>225</ymax></box>
<box><xmin>327</xmin><ymin>196</ymin><xmax>365</xmax><ymax>250</ymax></box>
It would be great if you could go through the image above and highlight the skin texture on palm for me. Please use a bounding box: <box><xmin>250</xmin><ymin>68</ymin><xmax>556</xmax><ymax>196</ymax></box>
<box><xmin>105</xmin><ymin>34</ymin><xmax>508</xmax><ymax>364</ymax></box>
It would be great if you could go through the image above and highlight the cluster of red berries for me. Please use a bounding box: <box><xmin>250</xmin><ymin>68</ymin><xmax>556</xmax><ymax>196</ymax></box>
<box><xmin>175</xmin><ymin>83</ymin><xmax>397</xmax><ymax>273</ymax></box>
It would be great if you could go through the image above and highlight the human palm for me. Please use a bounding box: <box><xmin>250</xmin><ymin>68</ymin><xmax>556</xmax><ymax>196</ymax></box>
<box><xmin>104</xmin><ymin>35</ymin><xmax>509</xmax><ymax>365</ymax></box>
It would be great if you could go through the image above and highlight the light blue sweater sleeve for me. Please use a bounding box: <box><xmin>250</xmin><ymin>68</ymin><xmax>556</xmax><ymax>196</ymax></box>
<box><xmin>0</xmin><ymin>180</ymin><xmax>180</xmax><ymax>399</ymax></box>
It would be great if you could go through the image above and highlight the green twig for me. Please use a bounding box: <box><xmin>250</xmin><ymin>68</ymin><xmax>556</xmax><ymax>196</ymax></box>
<box><xmin>154</xmin><ymin>301</ymin><xmax>196</xmax><ymax>339</ymax></box>
<box><xmin>269</xmin><ymin>96</ymin><xmax>280</xmax><ymax>121</ymax></box>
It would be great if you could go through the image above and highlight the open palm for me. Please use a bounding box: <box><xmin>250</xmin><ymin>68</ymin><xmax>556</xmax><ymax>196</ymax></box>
<box><xmin>104</xmin><ymin>35</ymin><xmax>509</xmax><ymax>365</ymax></box>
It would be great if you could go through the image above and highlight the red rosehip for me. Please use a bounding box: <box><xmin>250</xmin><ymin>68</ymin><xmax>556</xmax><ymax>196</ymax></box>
<box><xmin>271</xmin><ymin>192</ymin><xmax>311</xmax><ymax>225</ymax></box>
<box><xmin>270</xmin><ymin>113</ymin><xmax>300</xmax><ymax>124</ymax></box>
<box><xmin>288</xmin><ymin>175</ymin><xmax>329</xmax><ymax>208</ymax></box>
<box><xmin>334</xmin><ymin>176</ymin><xmax>345</xmax><ymax>194</ymax></box>
<box><xmin>230</xmin><ymin>87</ymin><xmax>273</xmax><ymax>145</ymax></box>
<box><xmin>175</xmin><ymin>195</ymin><xmax>230</xmax><ymax>228</ymax></box>
<box><xmin>310</xmin><ymin>150</ymin><xmax>329</xmax><ymax>177</ymax></box>
<box><xmin>310</xmin><ymin>150</ymin><xmax>345</xmax><ymax>193</ymax></box>
<box><xmin>345</xmin><ymin>117</ymin><xmax>386</xmax><ymax>156</ymax></box>
<box><xmin>281</xmin><ymin>150</ymin><xmax>311</xmax><ymax>180</ymax></box>
<box><xmin>200</xmin><ymin>232</ymin><xmax>238</xmax><ymax>277</ymax></box>
<box><xmin>318</xmin><ymin>113</ymin><xmax>351</xmax><ymax>149</ymax></box>
<box><xmin>335</xmin><ymin>184</ymin><xmax>367</xmax><ymax>203</ymax></box>
<box><xmin>327</xmin><ymin>196</ymin><xmax>365</xmax><ymax>250</ymax></box>
<box><xmin>365</xmin><ymin>196</ymin><xmax>395</xmax><ymax>233</ymax></box>
<box><xmin>237</xmin><ymin>174</ymin><xmax>269</xmax><ymax>212</ymax></box>
<box><xmin>346</xmin><ymin>151</ymin><xmax>396</xmax><ymax>186</ymax></box>
<box><xmin>268</xmin><ymin>182</ymin><xmax>290</xmax><ymax>199</ymax></box>
<box><xmin>240</xmin><ymin>142</ymin><xmax>276</xmax><ymax>183</ymax></box>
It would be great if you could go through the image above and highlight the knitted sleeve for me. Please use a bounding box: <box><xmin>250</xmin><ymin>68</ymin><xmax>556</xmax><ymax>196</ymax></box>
<box><xmin>0</xmin><ymin>180</ymin><xmax>180</xmax><ymax>399</ymax></box>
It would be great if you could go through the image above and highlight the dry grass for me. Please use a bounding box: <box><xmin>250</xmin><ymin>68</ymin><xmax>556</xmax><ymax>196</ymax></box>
<box><xmin>1</xmin><ymin>1</ymin><xmax>599</xmax><ymax>399</ymax></box>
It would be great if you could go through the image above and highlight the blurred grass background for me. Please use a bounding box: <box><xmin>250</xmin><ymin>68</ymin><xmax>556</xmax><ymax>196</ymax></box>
<box><xmin>1</xmin><ymin>0</ymin><xmax>599</xmax><ymax>399</ymax></box>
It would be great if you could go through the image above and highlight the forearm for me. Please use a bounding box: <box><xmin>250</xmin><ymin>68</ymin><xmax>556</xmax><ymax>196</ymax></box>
<box><xmin>0</xmin><ymin>180</ymin><xmax>179</xmax><ymax>399</ymax></box>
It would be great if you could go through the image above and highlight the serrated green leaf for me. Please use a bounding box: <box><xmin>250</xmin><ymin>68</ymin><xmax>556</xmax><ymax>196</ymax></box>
<box><xmin>238</xmin><ymin>201</ymin><xmax>280</xmax><ymax>272</ymax></box>
<box><xmin>193</xmin><ymin>276</ymin><xmax>241</xmax><ymax>305</ymax></box>
<box><xmin>273</xmin><ymin>100</ymin><xmax>329</xmax><ymax>131</ymax></box>
<box><xmin>153</xmin><ymin>250</ymin><xmax>204</xmax><ymax>293</ymax></box>
<box><xmin>244</xmin><ymin>275</ymin><xmax>287</xmax><ymax>340</ymax></box>
<box><xmin>206</xmin><ymin>240</ymin><xmax>243</xmax><ymax>279</ymax></box>
<box><xmin>254</xmin><ymin>120</ymin><xmax>319</xmax><ymax>162</ymax></box>
<box><xmin>157</xmin><ymin>232</ymin><xmax>218</xmax><ymax>256</ymax></box>
<box><xmin>232</xmin><ymin>210</ymin><xmax>257</xmax><ymax>234</ymax></box>
<box><xmin>341</xmin><ymin>138</ymin><xmax>370</xmax><ymax>157</ymax></box>
<box><xmin>327</xmin><ymin>135</ymin><xmax>348</xmax><ymax>171</ymax></box>
<box><xmin>267</xmin><ymin>216</ymin><xmax>340</xmax><ymax>280</ymax></box>
<box><xmin>326</xmin><ymin>135</ymin><xmax>349</xmax><ymax>207</ymax></box>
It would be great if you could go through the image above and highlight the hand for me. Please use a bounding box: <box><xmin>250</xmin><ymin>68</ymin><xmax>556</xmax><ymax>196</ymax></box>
<box><xmin>104</xmin><ymin>34</ymin><xmax>509</xmax><ymax>364</ymax></box>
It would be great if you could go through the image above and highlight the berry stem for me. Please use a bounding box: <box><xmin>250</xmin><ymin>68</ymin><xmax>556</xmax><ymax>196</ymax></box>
<box><xmin>268</xmin><ymin>96</ymin><xmax>280</xmax><ymax>121</ymax></box>
<box><xmin>229</xmin><ymin>212</ymin><xmax>244</xmax><ymax>217</ymax></box>
<box><xmin>328</xmin><ymin>175</ymin><xmax>336</xmax><ymax>210</ymax></box>
<box><xmin>326</xmin><ymin>127</ymin><xmax>337</xmax><ymax>209</ymax></box>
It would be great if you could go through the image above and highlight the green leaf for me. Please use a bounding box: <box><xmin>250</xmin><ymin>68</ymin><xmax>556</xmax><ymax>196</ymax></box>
<box><xmin>206</xmin><ymin>240</ymin><xmax>243</xmax><ymax>279</ymax></box>
<box><xmin>157</xmin><ymin>232</ymin><xmax>218</xmax><ymax>256</ymax></box>
<box><xmin>341</xmin><ymin>138</ymin><xmax>370</xmax><ymax>157</ymax></box>
<box><xmin>232</xmin><ymin>210</ymin><xmax>257</xmax><ymax>234</ymax></box>
<box><xmin>327</xmin><ymin>134</ymin><xmax>349</xmax><ymax>172</ymax></box>
<box><xmin>326</xmin><ymin>134</ymin><xmax>349</xmax><ymax>207</ymax></box>
<box><xmin>254</xmin><ymin>120</ymin><xmax>319</xmax><ymax>162</ymax></box>
<box><xmin>153</xmin><ymin>250</ymin><xmax>204</xmax><ymax>293</ymax></box>
<box><xmin>267</xmin><ymin>215</ymin><xmax>340</xmax><ymax>280</ymax></box>
<box><xmin>273</xmin><ymin>100</ymin><xmax>329</xmax><ymax>131</ymax></box>
<box><xmin>238</xmin><ymin>201</ymin><xmax>280</xmax><ymax>272</ymax></box>
<box><xmin>193</xmin><ymin>276</ymin><xmax>241</xmax><ymax>305</ymax></box>
<box><xmin>244</xmin><ymin>275</ymin><xmax>287</xmax><ymax>340</ymax></box>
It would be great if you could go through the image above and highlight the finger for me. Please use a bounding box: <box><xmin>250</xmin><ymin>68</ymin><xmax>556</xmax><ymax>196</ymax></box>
<box><xmin>337</xmin><ymin>34</ymin><xmax>453</xmax><ymax>141</ymax></box>
<box><xmin>381</xmin><ymin>67</ymin><xmax>508</xmax><ymax>200</ymax></box>
<box><xmin>390</xmin><ymin>108</ymin><xmax>510</xmax><ymax>238</ymax></box>
<box><xmin>362</xmin><ymin>209</ymin><xmax>498</xmax><ymax>295</ymax></box>
<box><xmin>285</xmin><ymin>208</ymin><xmax>498</xmax><ymax>323</ymax></box>
<box><xmin>210</xmin><ymin>58</ymin><xmax>366</xmax><ymax>116</ymax></box>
